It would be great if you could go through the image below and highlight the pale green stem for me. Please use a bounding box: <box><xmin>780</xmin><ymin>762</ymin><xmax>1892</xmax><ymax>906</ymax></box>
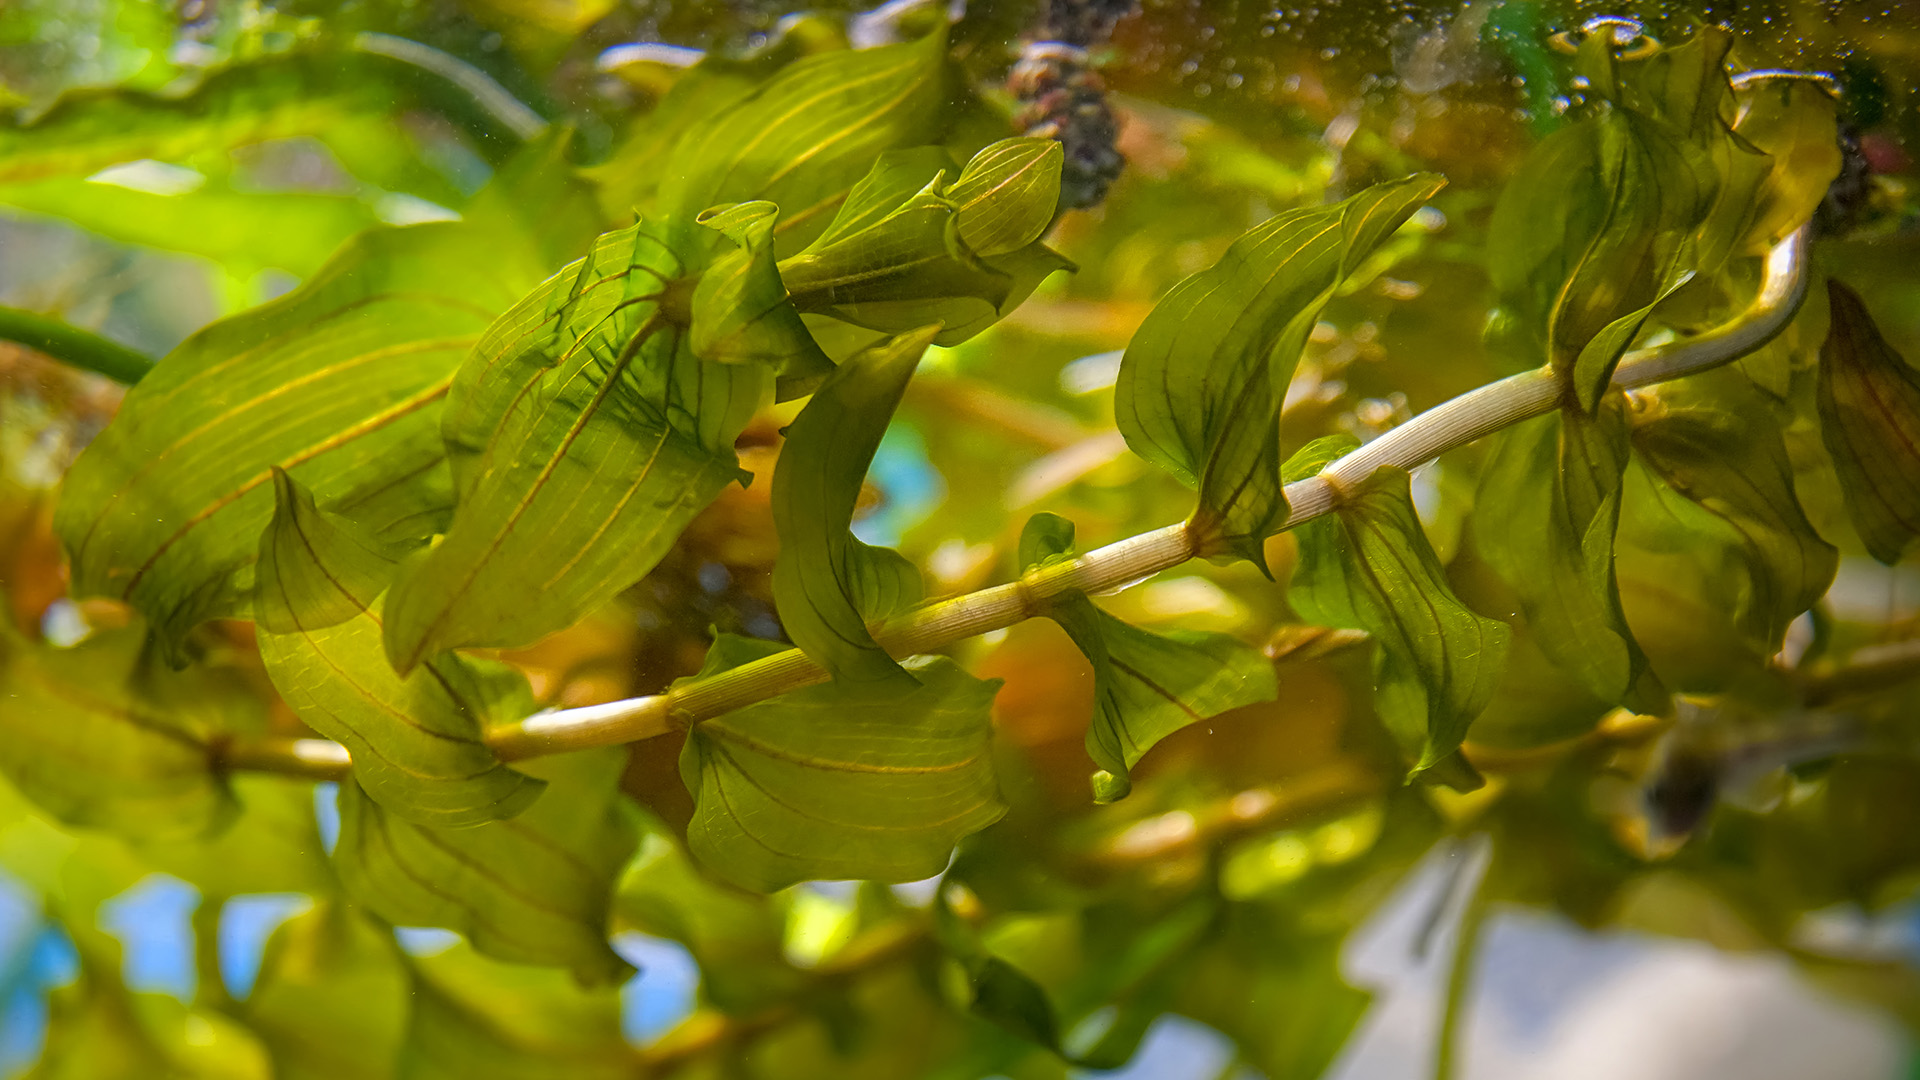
<box><xmin>225</xmin><ymin>225</ymin><xmax>1813</xmax><ymax>775</ymax></box>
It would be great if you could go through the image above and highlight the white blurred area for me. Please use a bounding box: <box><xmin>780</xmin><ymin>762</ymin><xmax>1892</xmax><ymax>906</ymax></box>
<box><xmin>1328</xmin><ymin>843</ymin><xmax>1911</xmax><ymax>1080</ymax></box>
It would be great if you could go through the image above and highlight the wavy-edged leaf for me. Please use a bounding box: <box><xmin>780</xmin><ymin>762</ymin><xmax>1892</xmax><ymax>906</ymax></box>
<box><xmin>1489</xmin><ymin>32</ymin><xmax>1744</xmax><ymax>408</ymax></box>
<box><xmin>778</xmin><ymin>138</ymin><xmax>1068</xmax><ymax>347</ymax></box>
<box><xmin>1626</xmin><ymin>369</ymin><xmax>1837</xmax><ymax>654</ymax></box>
<box><xmin>1113</xmin><ymin>174</ymin><xmax>1445</xmax><ymax>568</ymax></box>
<box><xmin>0</xmin><ymin>624</ymin><xmax>241</xmax><ymax>841</ymax></box>
<box><xmin>254</xmin><ymin>470</ymin><xmax>544</xmax><ymax>827</ymax></box>
<box><xmin>400</xmin><ymin>939</ymin><xmax>629</xmax><ymax>1080</ymax></box>
<box><xmin>382</xmin><ymin>218</ymin><xmax>762</xmax><ymax>672</ymax></box>
<box><xmin>678</xmin><ymin>639</ymin><xmax>1004</xmax><ymax>892</ymax></box>
<box><xmin>1818</xmin><ymin>280</ymin><xmax>1920</xmax><ymax>564</ymax></box>
<box><xmin>53</xmin><ymin>138</ymin><xmax>584</xmax><ymax>649</ymax></box>
<box><xmin>690</xmin><ymin>201</ymin><xmax>833</xmax><ymax>399</ymax></box>
<box><xmin>657</xmin><ymin>30</ymin><xmax>951</xmax><ymax>248</ymax></box>
<box><xmin>771</xmin><ymin>325</ymin><xmax>937</xmax><ymax>688</ymax></box>
<box><xmin>333</xmin><ymin>749</ymin><xmax>637</xmax><ymax>982</ymax></box>
<box><xmin>0</xmin><ymin>51</ymin><xmax>386</xmax><ymax>185</ymax></box>
<box><xmin>1473</xmin><ymin>405</ymin><xmax>1657</xmax><ymax>709</ymax></box>
<box><xmin>614</xmin><ymin>811</ymin><xmax>799</xmax><ymax>1012</ymax></box>
<box><xmin>1285</xmin><ymin>453</ymin><xmax>1509</xmax><ymax>779</ymax></box>
<box><xmin>240</xmin><ymin>901</ymin><xmax>407</xmax><ymax>1080</ymax></box>
<box><xmin>1731</xmin><ymin>77</ymin><xmax>1842</xmax><ymax>256</ymax></box>
<box><xmin>1017</xmin><ymin>513</ymin><xmax>1277</xmax><ymax>803</ymax></box>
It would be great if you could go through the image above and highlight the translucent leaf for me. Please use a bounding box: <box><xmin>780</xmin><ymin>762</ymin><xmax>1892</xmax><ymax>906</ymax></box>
<box><xmin>54</xmin><ymin>140</ymin><xmax>581</xmax><ymax>649</ymax></box>
<box><xmin>240</xmin><ymin>901</ymin><xmax>407</xmax><ymax>1080</ymax></box>
<box><xmin>1473</xmin><ymin>406</ymin><xmax>1657</xmax><ymax>708</ymax></box>
<box><xmin>656</xmin><ymin>30</ymin><xmax>951</xmax><ymax>249</ymax></box>
<box><xmin>1818</xmin><ymin>281</ymin><xmax>1920</xmax><ymax>564</ymax></box>
<box><xmin>333</xmin><ymin>750</ymin><xmax>637</xmax><ymax>982</ymax></box>
<box><xmin>1113</xmin><ymin>174</ymin><xmax>1445</xmax><ymax>567</ymax></box>
<box><xmin>254</xmin><ymin>470</ymin><xmax>545</xmax><ymax>827</ymax></box>
<box><xmin>1626</xmin><ymin>370</ymin><xmax>1837</xmax><ymax>654</ymax></box>
<box><xmin>0</xmin><ymin>52</ymin><xmax>388</xmax><ymax>185</ymax></box>
<box><xmin>690</xmin><ymin>200</ymin><xmax>834</xmax><ymax>399</ymax></box>
<box><xmin>779</xmin><ymin>138</ymin><xmax>1070</xmax><ymax>346</ymax></box>
<box><xmin>1731</xmin><ymin>78</ymin><xmax>1842</xmax><ymax>256</ymax></box>
<box><xmin>382</xmin><ymin>218</ymin><xmax>761</xmax><ymax>672</ymax></box>
<box><xmin>0</xmin><ymin>624</ymin><xmax>241</xmax><ymax>841</ymax></box>
<box><xmin>679</xmin><ymin>641</ymin><xmax>1004</xmax><ymax>892</ymax></box>
<box><xmin>1286</xmin><ymin>462</ymin><xmax>1510</xmax><ymax>779</ymax></box>
<box><xmin>0</xmin><ymin>177</ymin><xmax>382</xmax><ymax>278</ymax></box>
<box><xmin>1016</xmin><ymin>513</ymin><xmax>1277</xmax><ymax>803</ymax></box>
<box><xmin>399</xmin><ymin>940</ymin><xmax>629</xmax><ymax>1080</ymax></box>
<box><xmin>614</xmin><ymin>812</ymin><xmax>800</xmax><ymax>1012</ymax></box>
<box><xmin>583</xmin><ymin>60</ymin><xmax>767</xmax><ymax>222</ymax></box>
<box><xmin>771</xmin><ymin>325</ymin><xmax>937</xmax><ymax>689</ymax></box>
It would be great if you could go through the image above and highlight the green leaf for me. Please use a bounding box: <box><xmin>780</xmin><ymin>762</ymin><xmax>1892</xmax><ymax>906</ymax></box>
<box><xmin>0</xmin><ymin>176</ymin><xmax>383</xmax><ymax>278</ymax></box>
<box><xmin>382</xmin><ymin>217</ymin><xmax>762</xmax><ymax>672</ymax></box>
<box><xmin>1113</xmin><ymin>174</ymin><xmax>1445</xmax><ymax>567</ymax></box>
<box><xmin>1626</xmin><ymin>369</ymin><xmax>1837</xmax><ymax>654</ymax></box>
<box><xmin>614</xmin><ymin>812</ymin><xmax>800</xmax><ymax>1012</ymax></box>
<box><xmin>53</xmin><ymin>148</ymin><xmax>575</xmax><ymax>648</ymax></box>
<box><xmin>1473</xmin><ymin>405</ymin><xmax>1656</xmax><ymax>708</ymax></box>
<box><xmin>1016</xmin><ymin>513</ymin><xmax>1277</xmax><ymax>802</ymax></box>
<box><xmin>771</xmin><ymin>324</ymin><xmax>937</xmax><ymax>689</ymax></box>
<box><xmin>777</xmin><ymin>138</ymin><xmax>1070</xmax><ymax>347</ymax></box>
<box><xmin>1818</xmin><ymin>280</ymin><xmax>1920</xmax><ymax>564</ymax></box>
<box><xmin>690</xmin><ymin>200</ymin><xmax>834</xmax><ymax>399</ymax></box>
<box><xmin>1505</xmin><ymin>114</ymin><xmax>1708</xmax><ymax>406</ymax></box>
<box><xmin>333</xmin><ymin>749</ymin><xmax>637</xmax><ymax>982</ymax></box>
<box><xmin>678</xmin><ymin>640</ymin><xmax>1004</xmax><ymax>892</ymax></box>
<box><xmin>254</xmin><ymin>470</ymin><xmax>545</xmax><ymax>827</ymax></box>
<box><xmin>656</xmin><ymin>30</ymin><xmax>951</xmax><ymax>249</ymax></box>
<box><xmin>1286</xmin><ymin>462</ymin><xmax>1510</xmax><ymax>779</ymax></box>
<box><xmin>240</xmin><ymin>901</ymin><xmax>407</xmax><ymax>1080</ymax></box>
<box><xmin>0</xmin><ymin>52</ymin><xmax>386</xmax><ymax>185</ymax></box>
<box><xmin>399</xmin><ymin>940</ymin><xmax>630</xmax><ymax>1080</ymax></box>
<box><xmin>0</xmin><ymin>624</ymin><xmax>240</xmax><ymax>841</ymax></box>
<box><xmin>583</xmin><ymin>59</ymin><xmax>767</xmax><ymax>222</ymax></box>
<box><xmin>1730</xmin><ymin>77</ymin><xmax>1842</xmax><ymax>256</ymax></box>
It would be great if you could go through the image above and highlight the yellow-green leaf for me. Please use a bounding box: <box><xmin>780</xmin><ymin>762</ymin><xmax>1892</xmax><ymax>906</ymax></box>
<box><xmin>382</xmin><ymin>218</ymin><xmax>761</xmax><ymax>672</ymax></box>
<box><xmin>1017</xmin><ymin>513</ymin><xmax>1278</xmax><ymax>803</ymax></box>
<box><xmin>53</xmin><ymin>138</ymin><xmax>581</xmax><ymax>649</ymax></box>
<box><xmin>1818</xmin><ymin>280</ymin><xmax>1920</xmax><ymax>564</ymax></box>
<box><xmin>770</xmin><ymin>325</ymin><xmax>937</xmax><ymax>688</ymax></box>
<box><xmin>679</xmin><ymin>641</ymin><xmax>1004</xmax><ymax>892</ymax></box>
<box><xmin>332</xmin><ymin>749</ymin><xmax>636</xmax><ymax>982</ymax></box>
<box><xmin>255</xmin><ymin>470</ymin><xmax>544</xmax><ymax>827</ymax></box>
<box><xmin>690</xmin><ymin>200</ymin><xmax>834</xmax><ymax>399</ymax></box>
<box><xmin>1286</xmin><ymin>459</ymin><xmax>1510</xmax><ymax>779</ymax></box>
<box><xmin>0</xmin><ymin>624</ymin><xmax>241</xmax><ymax>842</ymax></box>
<box><xmin>778</xmin><ymin>138</ymin><xmax>1070</xmax><ymax>346</ymax></box>
<box><xmin>1113</xmin><ymin>174</ymin><xmax>1445</xmax><ymax>568</ymax></box>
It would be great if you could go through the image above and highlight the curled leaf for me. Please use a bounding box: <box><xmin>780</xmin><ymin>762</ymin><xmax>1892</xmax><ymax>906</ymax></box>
<box><xmin>333</xmin><ymin>750</ymin><xmax>637</xmax><ymax>983</ymax></box>
<box><xmin>1018</xmin><ymin>513</ymin><xmax>1277</xmax><ymax>802</ymax></box>
<box><xmin>1114</xmin><ymin>174</ymin><xmax>1445</xmax><ymax>568</ymax></box>
<box><xmin>383</xmin><ymin>219</ymin><xmax>760</xmax><ymax>672</ymax></box>
<box><xmin>1818</xmin><ymin>280</ymin><xmax>1920</xmax><ymax>564</ymax></box>
<box><xmin>679</xmin><ymin>639</ymin><xmax>1004</xmax><ymax>892</ymax></box>
<box><xmin>690</xmin><ymin>200</ymin><xmax>834</xmax><ymax>399</ymax></box>
<box><xmin>255</xmin><ymin>470</ymin><xmax>545</xmax><ymax>827</ymax></box>
<box><xmin>779</xmin><ymin>138</ymin><xmax>1070</xmax><ymax>346</ymax></box>
<box><xmin>770</xmin><ymin>324</ymin><xmax>938</xmax><ymax>688</ymax></box>
<box><xmin>1286</xmin><ymin>461</ymin><xmax>1509</xmax><ymax>779</ymax></box>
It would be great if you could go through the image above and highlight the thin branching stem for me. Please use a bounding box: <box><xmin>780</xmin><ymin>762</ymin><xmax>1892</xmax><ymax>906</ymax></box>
<box><xmin>227</xmin><ymin>225</ymin><xmax>1813</xmax><ymax>779</ymax></box>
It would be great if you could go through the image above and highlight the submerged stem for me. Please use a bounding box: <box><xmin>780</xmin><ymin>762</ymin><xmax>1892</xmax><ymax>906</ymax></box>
<box><xmin>227</xmin><ymin>224</ymin><xmax>1813</xmax><ymax>777</ymax></box>
<box><xmin>0</xmin><ymin>306</ymin><xmax>155</xmax><ymax>385</ymax></box>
